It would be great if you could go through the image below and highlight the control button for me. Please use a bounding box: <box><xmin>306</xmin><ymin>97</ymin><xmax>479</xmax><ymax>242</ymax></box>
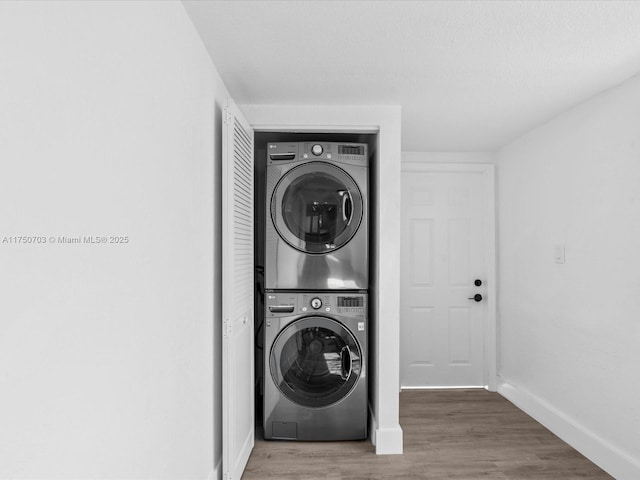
<box><xmin>302</xmin><ymin>307</ymin><xmax>307</xmax><ymax>312</ymax></box>
<box><xmin>325</xmin><ymin>307</ymin><xmax>331</xmax><ymax>312</ymax></box>
<box><xmin>310</xmin><ymin>297</ymin><xmax>322</xmax><ymax>310</ymax></box>
<box><xmin>326</xmin><ymin>154</ymin><xmax>332</xmax><ymax>159</ymax></box>
<box><xmin>311</xmin><ymin>144</ymin><xmax>323</xmax><ymax>156</ymax></box>
<box><xmin>303</xmin><ymin>153</ymin><xmax>308</xmax><ymax>159</ymax></box>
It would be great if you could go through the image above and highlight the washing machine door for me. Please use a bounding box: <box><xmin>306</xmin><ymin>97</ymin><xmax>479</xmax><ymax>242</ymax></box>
<box><xmin>270</xmin><ymin>316</ymin><xmax>362</xmax><ymax>408</ymax></box>
<box><xmin>271</xmin><ymin>162</ymin><xmax>363</xmax><ymax>254</ymax></box>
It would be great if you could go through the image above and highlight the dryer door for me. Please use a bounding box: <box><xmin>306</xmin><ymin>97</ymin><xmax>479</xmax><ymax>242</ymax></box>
<box><xmin>271</xmin><ymin>162</ymin><xmax>363</xmax><ymax>254</ymax></box>
<box><xmin>270</xmin><ymin>316</ymin><xmax>362</xmax><ymax>408</ymax></box>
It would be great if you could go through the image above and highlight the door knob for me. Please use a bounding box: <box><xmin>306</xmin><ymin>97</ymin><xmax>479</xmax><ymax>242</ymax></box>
<box><xmin>468</xmin><ymin>294</ymin><xmax>483</xmax><ymax>302</ymax></box>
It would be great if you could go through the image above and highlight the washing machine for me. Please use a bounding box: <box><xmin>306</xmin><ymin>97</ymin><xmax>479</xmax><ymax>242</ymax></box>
<box><xmin>265</xmin><ymin>142</ymin><xmax>368</xmax><ymax>290</ymax></box>
<box><xmin>263</xmin><ymin>290</ymin><xmax>368</xmax><ymax>441</ymax></box>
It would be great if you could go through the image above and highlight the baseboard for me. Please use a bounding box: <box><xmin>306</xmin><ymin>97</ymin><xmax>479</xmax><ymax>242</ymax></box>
<box><xmin>368</xmin><ymin>402</ymin><xmax>403</xmax><ymax>454</ymax></box>
<box><xmin>401</xmin><ymin>385</ymin><xmax>485</xmax><ymax>390</ymax></box>
<box><xmin>374</xmin><ymin>426</ymin><xmax>404</xmax><ymax>455</ymax></box>
<box><xmin>498</xmin><ymin>381</ymin><xmax>640</xmax><ymax>480</ymax></box>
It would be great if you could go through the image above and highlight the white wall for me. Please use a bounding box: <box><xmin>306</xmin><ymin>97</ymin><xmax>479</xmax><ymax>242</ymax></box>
<box><xmin>497</xmin><ymin>75</ymin><xmax>640</xmax><ymax>479</ymax></box>
<box><xmin>403</xmin><ymin>151</ymin><xmax>495</xmax><ymax>164</ymax></box>
<box><xmin>0</xmin><ymin>2</ymin><xmax>227</xmax><ymax>478</ymax></box>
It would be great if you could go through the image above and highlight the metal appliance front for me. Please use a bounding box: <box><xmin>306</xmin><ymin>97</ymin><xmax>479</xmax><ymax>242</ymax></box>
<box><xmin>263</xmin><ymin>291</ymin><xmax>368</xmax><ymax>441</ymax></box>
<box><xmin>271</xmin><ymin>162</ymin><xmax>363</xmax><ymax>254</ymax></box>
<box><xmin>270</xmin><ymin>316</ymin><xmax>362</xmax><ymax>408</ymax></box>
<box><xmin>265</xmin><ymin>142</ymin><xmax>369</xmax><ymax>290</ymax></box>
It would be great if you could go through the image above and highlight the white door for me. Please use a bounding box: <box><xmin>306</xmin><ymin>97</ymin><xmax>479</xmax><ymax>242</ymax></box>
<box><xmin>400</xmin><ymin>163</ymin><xmax>496</xmax><ymax>389</ymax></box>
<box><xmin>222</xmin><ymin>99</ymin><xmax>254</xmax><ymax>480</ymax></box>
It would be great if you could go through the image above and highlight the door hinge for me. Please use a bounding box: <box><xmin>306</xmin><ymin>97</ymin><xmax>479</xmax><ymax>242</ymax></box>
<box><xmin>224</xmin><ymin>318</ymin><xmax>232</xmax><ymax>338</ymax></box>
<box><xmin>224</xmin><ymin>108</ymin><xmax>233</xmax><ymax>125</ymax></box>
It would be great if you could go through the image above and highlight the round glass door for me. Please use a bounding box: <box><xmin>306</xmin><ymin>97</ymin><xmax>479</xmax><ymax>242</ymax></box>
<box><xmin>271</xmin><ymin>162</ymin><xmax>363</xmax><ymax>254</ymax></box>
<box><xmin>270</xmin><ymin>316</ymin><xmax>362</xmax><ymax>408</ymax></box>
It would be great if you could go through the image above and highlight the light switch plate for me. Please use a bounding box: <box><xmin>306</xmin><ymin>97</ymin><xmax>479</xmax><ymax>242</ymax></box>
<box><xmin>554</xmin><ymin>244</ymin><xmax>565</xmax><ymax>264</ymax></box>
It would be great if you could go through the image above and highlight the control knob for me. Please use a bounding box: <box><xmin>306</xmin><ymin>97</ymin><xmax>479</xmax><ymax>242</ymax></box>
<box><xmin>311</xmin><ymin>144</ymin><xmax>323</xmax><ymax>156</ymax></box>
<box><xmin>310</xmin><ymin>297</ymin><xmax>322</xmax><ymax>310</ymax></box>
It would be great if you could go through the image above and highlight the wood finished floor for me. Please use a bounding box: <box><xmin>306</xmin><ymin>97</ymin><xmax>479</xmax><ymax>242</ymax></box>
<box><xmin>243</xmin><ymin>389</ymin><xmax>612</xmax><ymax>479</ymax></box>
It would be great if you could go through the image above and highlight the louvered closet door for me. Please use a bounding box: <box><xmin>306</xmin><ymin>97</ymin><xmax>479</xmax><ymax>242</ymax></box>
<box><xmin>222</xmin><ymin>98</ymin><xmax>254</xmax><ymax>480</ymax></box>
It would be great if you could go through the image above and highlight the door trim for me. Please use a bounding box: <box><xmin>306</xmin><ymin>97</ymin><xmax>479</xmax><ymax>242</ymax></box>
<box><xmin>401</xmin><ymin>162</ymin><xmax>497</xmax><ymax>391</ymax></box>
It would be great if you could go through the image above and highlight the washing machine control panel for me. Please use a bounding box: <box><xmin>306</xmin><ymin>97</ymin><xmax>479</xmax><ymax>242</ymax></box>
<box><xmin>336</xmin><ymin>295</ymin><xmax>366</xmax><ymax>314</ymax></box>
<box><xmin>267</xmin><ymin>142</ymin><xmax>368</xmax><ymax>166</ymax></box>
<box><xmin>266</xmin><ymin>292</ymin><xmax>366</xmax><ymax>318</ymax></box>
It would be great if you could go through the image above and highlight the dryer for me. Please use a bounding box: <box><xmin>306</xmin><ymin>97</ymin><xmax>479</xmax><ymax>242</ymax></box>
<box><xmin>265</xmin><ymin>142</ymin><xmax>368</xmax><ymax>290</ymax></box>
<box><xmin>263</xmin><ymin>291</ymin><xmax>367</xmax><ymax>441</ymax></box>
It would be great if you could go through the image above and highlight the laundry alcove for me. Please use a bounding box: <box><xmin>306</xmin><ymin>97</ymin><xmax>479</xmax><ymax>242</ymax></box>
<box><xmin>221</xmin><ymin>103</ymin><xmax>403</xmax><ymax>479</ymax></box>
<box><xmin>253</xmin><ymin>130</ymin><xmax>378</xmax><ymax>441</ymax></box>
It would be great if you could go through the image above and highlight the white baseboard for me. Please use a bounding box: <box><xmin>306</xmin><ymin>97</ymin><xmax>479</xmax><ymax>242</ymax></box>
<box><xmin>375</xmin><ymin>426</ymin><xmax>404</xmax><ymax>454</ymax></box>
<box><xmin>498</xmin><ymin>381</ymin><xmax>640</xmax><ymax>480</ymax></box>
<box><xmin>401</xmin><ymin>385</ymin><xmax>485</xmax><ymax>389</ymax></box>
<box><xmin>368</xmin><ymin>404</ymin><xmax>404</xmax><ymax>454</ymax></box>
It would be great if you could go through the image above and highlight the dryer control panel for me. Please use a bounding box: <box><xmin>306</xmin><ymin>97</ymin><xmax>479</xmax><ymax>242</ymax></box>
<box><xmin>267</xmin><ymin>142</ymin><xmax>368</xmax><ymax>167</ymax></box>
<box><xmin>265</xmin><ymin>291</ymin><xmax>367</xmax><ymax>318</ymax></box>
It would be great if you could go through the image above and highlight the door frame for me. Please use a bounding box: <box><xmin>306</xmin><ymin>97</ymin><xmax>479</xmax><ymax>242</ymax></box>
<box><xmin>401</xmin><ymin>161</ymin><xmax>497</xmax><ymax>391</ymax></box>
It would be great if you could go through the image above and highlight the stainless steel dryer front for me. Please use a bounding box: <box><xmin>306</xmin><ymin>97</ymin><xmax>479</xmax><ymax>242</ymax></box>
<box><xmin>263</xmin><ymin>291</ymin><xmax>368</xmax><ymax>441</ymax></box>
<box><xmin>265</xmin><ymin>142</ymin><xmax>368</xmax><ymax>290</ymax></box>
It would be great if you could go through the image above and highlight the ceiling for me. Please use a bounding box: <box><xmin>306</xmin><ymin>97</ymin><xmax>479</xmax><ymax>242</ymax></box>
<box><xmin>182</xmin><ymin>0</ymin><xmax>640</xmax><ymax>152</ymax></box>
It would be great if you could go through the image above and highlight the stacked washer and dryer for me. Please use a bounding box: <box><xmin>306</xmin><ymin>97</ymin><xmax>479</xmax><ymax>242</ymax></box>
<box><xmin>263</xmin><ymin>141</ymin><xmax>369</xmax><ymax>441</ymax></box>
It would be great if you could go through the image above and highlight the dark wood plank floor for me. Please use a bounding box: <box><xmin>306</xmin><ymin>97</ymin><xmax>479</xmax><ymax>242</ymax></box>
<box><xmin>243</xmin><ymin>389</ymin><xmax>612</xmax><ymax>479</ymax></box>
